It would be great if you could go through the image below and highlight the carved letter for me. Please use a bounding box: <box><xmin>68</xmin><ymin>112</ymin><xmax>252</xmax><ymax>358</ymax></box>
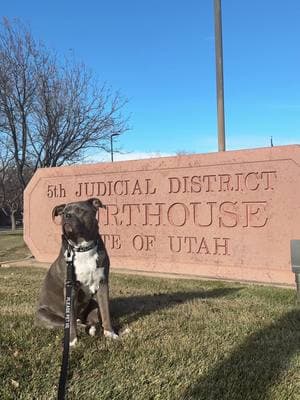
<box><xmin>261</xmin><ymin>171</ymin><xmax>277</xmax><ymax>190</ymax></box>
<box><xmin>191</xmin><ymin>176</ymin><xmax>201</xmax><ymax>193</ymax></box>
<box><xmin>196</xmin><ymin>238</ymin><xmax>210</xmax><ymax>255</ymax></box>
<box><xmin>122</xmin><ymin>204</ymin><xmax>141</xmax><ymax>226</ymax></box>
<box><xmin>168</xmin><ymin>177</ymin><xmax>181</xmax><ymax>194</ymax></box>
<box><xmin>234</xmin><ymin>173</ymin><xmax>244</xmax><ymax>192</ymax></box>
<box><xmin>245</xmin><ymin>172</ymin><xmax>260</xmax><ymax>191</ymax></box>
<box><xmin>219</xmin><ymin>202</ymin><xmax>238</xmax><ymax>228</ymax></box>
<box><xmin>218</xmin><ymin>174</ymin><xmax>232</xmax><ymax>192</ymax></box>
<box><xmin>114</xmin><ymin>181</ymin><xmax>124</xmax><ymax>196</ymax></box>
<box><xmin>191</xmin><ymin>202</ymin><xmax>215</xmax><ymax>227</ymax></box>
<box><xmin>145</xmin><ymin>235</ymin><xmax>156</xmax><ymax>251</ymax></box>
<box><xmin>243</xmin><ymin>201</ymin><xmax>268</xmax><ymax>228</ymax></box>
<box><xmin>202</xmin><ymin>175</ymin><xmax>217</xmax><ymax>192</ymax></box>
<box><xmin>96</xmin><ymin>182</ymin><xmax>107</xmax><ymax>196</ymax></box>
<box><xmin>75</xmin><ymin>183</ymin><xmax>82</xmax><ymax>197</ymax></box>
<box><xmin>47</xmin><ymin>185</ymin><xmax>55</xmax><ymax>198</ymax></box>
<box><xmin>58</xmin><ymin>184</ymin><xmax>66</xmax><ymax>198</ymax></box>
<box><xmin>143</xmin><ymin>203</ymin><xmax>165</xmax><ymax>226</ymax></box>
<box><xmin>132</xmin><ymin>180</ymin><xmax>142</xmax><ymax>195</ymax></box>
<box><xmin>184</xmin><ymin>236</ymin><xmax>197</xmax><ymax>253</ymax></box>
<box><xmin>145</xmin><ymin>178</ymin><xmax>157</xmax><ymax>195</ymax></box>
<box><xmin>167</xmin><ymin>203</ymin><xmax>189</xmax><ymax>227</ymax></box>
<box><xmin>85</xmin><ymin>182</ymin><xmax>95</xmax><ymax>197</ymax></box>
<box><xmin>103</xmin><ymin>204</ymin><xmax>121</xmax><ymax>226</ymax></box>
<box><xmin>132</xmin><ymin>235</ymin><xmax>143</xmax><ymax>251</ymax></box>
<box><xmin>112</xmin><ymin>234</ymin><xmax>122</xmax><ymax>249</ymax></box>
<box><xmin>169</xmin><ymin>236</ymin><xmax>182</xmax><ymax>253</ymax></box>
<box><xmin>213</xmin><ymin>237</ymin><xmax>230</xmax><ymax>255</ymax></box>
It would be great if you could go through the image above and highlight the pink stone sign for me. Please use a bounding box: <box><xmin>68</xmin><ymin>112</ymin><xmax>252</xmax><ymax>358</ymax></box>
<box><xmin>24</xmin><ymin>145</ymin><xmax>300</xmax><ymax>285</ymax></box>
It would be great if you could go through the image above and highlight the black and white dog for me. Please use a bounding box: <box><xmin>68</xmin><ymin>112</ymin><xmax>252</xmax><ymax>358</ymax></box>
<box><xmin>36</xmin><ymin>198</ymin><xmax>118</xmax><ymax>346</ymax></box>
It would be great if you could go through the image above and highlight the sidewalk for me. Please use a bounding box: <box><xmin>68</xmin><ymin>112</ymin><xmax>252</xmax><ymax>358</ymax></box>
<box><xmin>0</xmin><ymin>255</ymin><xmax>295</xmax><ymax>289</ymax></box>
<box><xmin>0</xmin><ymin>256</ymin><xmax>49</xmax><ymax>269</ymax></box>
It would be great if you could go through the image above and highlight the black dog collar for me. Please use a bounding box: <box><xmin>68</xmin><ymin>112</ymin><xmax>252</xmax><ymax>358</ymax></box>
<box><xmin>63</xmin><ymin>235</ymin><xmax>98</xmax><ymax>253</ymax></box>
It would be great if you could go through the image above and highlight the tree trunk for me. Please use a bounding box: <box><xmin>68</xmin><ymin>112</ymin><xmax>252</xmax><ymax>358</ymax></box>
<box><xmin>10</xmin><ymin>212</ymin><xmax>16</xmax><ymax>231</ymax></box>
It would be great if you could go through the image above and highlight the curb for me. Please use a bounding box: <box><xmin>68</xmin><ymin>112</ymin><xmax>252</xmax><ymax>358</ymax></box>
<box><xmin>0</xmin><ymin>257</ymin><xmax>295</xmax><ymax>289</ymax></box>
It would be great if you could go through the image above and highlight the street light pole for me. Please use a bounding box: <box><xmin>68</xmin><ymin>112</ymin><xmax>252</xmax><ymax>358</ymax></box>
<box><xmin>110</xmin><ymin>133</ymin><xmax>120</xmax><ymax>162</ymax></box>
<box><xmin>214</xmin><ymin>0</ymin><xmax>226</xmax><ymax>151</ymax></box>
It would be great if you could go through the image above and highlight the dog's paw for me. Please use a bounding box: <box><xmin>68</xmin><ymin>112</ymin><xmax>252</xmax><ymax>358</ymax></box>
<box><xmin>70</xmin><ymin>337</ymin><xmax>78</xmax><ymax>347</ymax></box>
<box><xmin>89</xmin><ymin>326</ymin><xmax>96</xmax><ymax>337</ymax></box>
<box><xmin>103</xmin><ymin>330</ymin><xmax>119</xmax><ymax>340</ymax></box>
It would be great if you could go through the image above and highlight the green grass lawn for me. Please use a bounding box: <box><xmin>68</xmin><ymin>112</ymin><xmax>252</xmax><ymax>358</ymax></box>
<box><xmin>0</xmin><ymin>267</ymin><xmax>299</xmax><ymax>400</ymax></box>
<box><xmin>0</xmin><ymin>230</ymin><xmax>31</xmax><ymax>262</ymax></box>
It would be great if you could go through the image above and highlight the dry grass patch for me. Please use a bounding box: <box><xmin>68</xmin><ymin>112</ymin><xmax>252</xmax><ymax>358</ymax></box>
<box><xmin>0</xmin><ymin>231</ymin><xmax>31</xmax><ymax>262</ymax></box>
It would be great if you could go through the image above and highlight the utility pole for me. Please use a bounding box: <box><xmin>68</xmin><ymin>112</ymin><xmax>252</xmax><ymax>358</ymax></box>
<box><xmin>214</xmin><ymin>0</ymin><xmax>226</xmax><ymax>151</ymax></box>
<box><xmin>110</xmin><ymin>133</ymin><xmax>120</xmax><ymax>162</ymax></box>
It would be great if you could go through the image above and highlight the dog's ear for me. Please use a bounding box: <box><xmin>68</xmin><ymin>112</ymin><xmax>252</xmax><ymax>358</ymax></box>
<box><xmin>52</xmin><ymin>204</ymin><xmax>66</xmax><ymax>221</ymax></box>
<box><xmin>87</xmin><ymin>198</ymin><xmax>106</xmax><ymax>210</ymax></box>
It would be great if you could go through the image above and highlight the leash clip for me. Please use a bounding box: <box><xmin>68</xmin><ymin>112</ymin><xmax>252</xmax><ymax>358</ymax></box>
<box><xmin>65</xmin><ymin>246</ymin><xmax>74</xmax><ymax>263</ymax></box>
<box><xmin>65</xmin><ymin>250</ymin><xmax>73</xmax><ymax>262</ymax></box>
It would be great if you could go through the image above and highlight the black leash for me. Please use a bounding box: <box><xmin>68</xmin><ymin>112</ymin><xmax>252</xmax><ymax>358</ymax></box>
<box><xmin>57</xmin><ymin>245</ymin><xmax>76</xmax><ymax>400</ymax></box>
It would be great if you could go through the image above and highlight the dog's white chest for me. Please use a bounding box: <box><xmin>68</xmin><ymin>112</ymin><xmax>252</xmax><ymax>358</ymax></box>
<box><xmin>73</xmin><ymin>248</ymin><xmax>104</xmax><ymax>294</ymax></box>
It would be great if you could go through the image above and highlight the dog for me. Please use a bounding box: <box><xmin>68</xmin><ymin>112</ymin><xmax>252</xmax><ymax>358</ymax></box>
<box><xmin>36</xmin><ymin>197</ymin><xmax>118</xmax><ymax>346</ymax></box>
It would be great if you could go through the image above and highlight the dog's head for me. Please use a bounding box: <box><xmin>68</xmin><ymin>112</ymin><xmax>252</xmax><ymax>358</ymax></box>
<box><xmin>52</xmin><ymin>198</ymin><xmax>105</xmax><ymax>244</ymax></box>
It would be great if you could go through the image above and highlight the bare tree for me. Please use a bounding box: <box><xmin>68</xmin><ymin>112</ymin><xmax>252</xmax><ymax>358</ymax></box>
<box><xmin>0</xmin><ymin>145</ymin><xmax>29</xmax><ymax>229</ymax></box>
<box><xmin>32</xmin><ymin>61</ymin><xmax>127</xmax><ymax>169</ymax></box>
<box><xmin>0</xmin><ymin>18</ymin><xmax>128</xmax><ymax>189</ymax></box>
<box><xmin>0</xmin><ymin>19</ymin><xmax>37</xmax><ymax>189</ymax></box>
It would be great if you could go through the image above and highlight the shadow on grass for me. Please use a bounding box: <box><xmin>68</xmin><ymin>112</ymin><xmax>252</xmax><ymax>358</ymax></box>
<box><xmin>111</xmin><ymin>287</ymin><xmax>240</xmax><ymax>327</ymax></box>
<box><xmin>183</xmin><ymin>308</ymin><xmax>300</xmax><ymax>400</ymax></box>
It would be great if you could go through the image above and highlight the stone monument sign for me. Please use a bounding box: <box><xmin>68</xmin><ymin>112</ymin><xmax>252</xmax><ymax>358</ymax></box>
<box><xmin>24</xmin><ymin>145</ymin><xmax>300</xmax><ymax>285</ymax></box>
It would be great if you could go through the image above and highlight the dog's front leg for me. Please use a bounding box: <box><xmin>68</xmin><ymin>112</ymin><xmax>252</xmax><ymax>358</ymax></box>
<box><xmin>97</xmin><ymin>282</ymin><xmax>118</xmax><ymax>339</ymax></box>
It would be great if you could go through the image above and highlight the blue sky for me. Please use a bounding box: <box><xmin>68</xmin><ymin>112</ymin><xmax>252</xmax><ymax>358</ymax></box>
<box><xmin>2</xmin><ymin>1</ymin><xmax>300</xmax><ymax>161</ymax></box>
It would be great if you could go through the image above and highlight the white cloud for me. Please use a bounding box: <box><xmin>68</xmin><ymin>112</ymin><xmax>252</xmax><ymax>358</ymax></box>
<box><xmin>87</xmin><ymin>151</ymin><xmax>175</xmax><ymax>163</ymax></box>
<box><xmin>114</xmin><ymin>151</ymin><xmax>174</xmax><ymax>161</ymax></box>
